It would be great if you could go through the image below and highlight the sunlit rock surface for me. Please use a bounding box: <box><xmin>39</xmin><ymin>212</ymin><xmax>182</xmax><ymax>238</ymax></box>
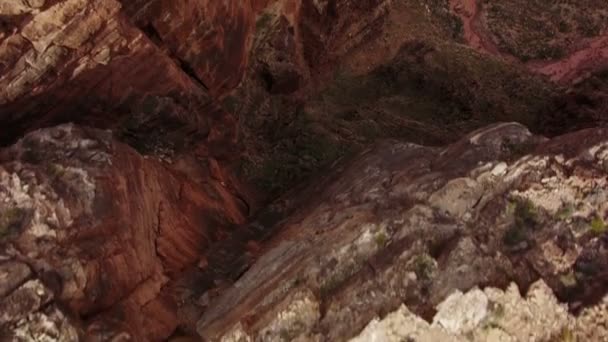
<box><xmin>197</xmin><ymin>123</ymin><xmax>608</xmax><ymax>341</ymax></box>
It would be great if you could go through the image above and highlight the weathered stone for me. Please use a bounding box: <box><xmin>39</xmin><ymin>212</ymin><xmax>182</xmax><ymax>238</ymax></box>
<box><xmin>352</xmin><ymin>280</ymin><xmax>569</xmax><ymax>342</ymax></box>
<box><xmin>197</xmin><ymin>124</ymin><xmax>608</xmax><ymax>341</ymax></box>
<box><xmin>0</xmin><ymin>262</ymin><xmax>31</xmax><ymax>297</ymax></box>
<box><xmin>0</xmin><ymin>124</ymin><xmax>249</xmax><ymax>340</ymax></box>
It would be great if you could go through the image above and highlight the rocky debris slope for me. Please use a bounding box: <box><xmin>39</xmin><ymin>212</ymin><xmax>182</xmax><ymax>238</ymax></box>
<box><xmin>0</xmin><ymin>124</ymin><xmax>248</xmax><ymax>340</ymax></box>
<box><xmin>197</xmin><ymin>122</ymin><xmax>608</xmax><ymax>341</ymax></box>
<box><xmin>353</xmin><ymin>280</ymin><xmax>608</xmax><ymax>341</ymax></box>
<box><xmin>2</xmin><ymin>121</ymin><xmax>607</xmax><ymax>341</ymax></box>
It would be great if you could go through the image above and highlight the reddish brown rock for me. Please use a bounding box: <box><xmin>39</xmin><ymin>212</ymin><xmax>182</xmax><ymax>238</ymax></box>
<box><xmin>121</xmin><ymin>0</ymin><xmax>258</xmax><ymax>97</ymax></box>
<box><xmin>298</xmin><ymin>0</ymin><xmax>392</xmax><ymax>71</ymax></box>
<box><xmin>0</xmin><ymin>0</ymin><xmax>229</xmax><ymax>150</ymax></box>
<box><xmin>0</xmin><ymin>124</ymin><xmax>247</xmax><ymax>340</ymax></box>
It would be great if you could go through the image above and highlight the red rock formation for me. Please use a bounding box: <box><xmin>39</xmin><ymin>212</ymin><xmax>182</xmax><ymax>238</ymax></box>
<box><xmin>197</xmin><ymin>123</ymin><xmax>608</xmax><ymax>341</ymax></box>
<box><xmin>0</xmin><ymin>124</ymin><xmax>247</xmax><ymax>340</ymax></box>
<box><xmin>6</xmin><ymin>0</ymin><xmax>608</xmax><ymax>341</ymax></box>
<box><xmin>0</xmin><ymin>1</ymin><xmax>399</xmax><ymax>339</ymax></box>
<box><xmin>0</xmin><ymin>0</ymin><xmax>244</xmax><ymax>151</ymax></box>
<box><xmin>120</xmin><ymin>0</ymin><xmax>258</xmax><ymax>97</ymax></box>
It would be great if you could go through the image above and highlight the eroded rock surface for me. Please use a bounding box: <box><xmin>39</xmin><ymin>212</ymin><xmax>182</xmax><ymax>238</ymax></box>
<box><xmin>0</xmin><ymin>0</ymin><xmax>236</xmax><ymax>152</ymax></box>
<box><xmin>197</xmin><ymin>122</ymin><xmax>608</xmax><ymax>341</ymax></box>
<box><xmin>119</xmin><ymin>0</ymin><xmax>258</xmax><ymax>96</ymax></box>
<box><xmin>0</xmin><ymin>124</ymin><xmax>247</xmax><ymax>340</ymax></box>
<box><xmin>353</xmin><ymin>280</ymin><xmax>608</xmax><ymax>341</ymax></box>
<box><xmin>2</xmin><ymin>0</ymin><xmax>608</xmax><ymax>341</ymax></box>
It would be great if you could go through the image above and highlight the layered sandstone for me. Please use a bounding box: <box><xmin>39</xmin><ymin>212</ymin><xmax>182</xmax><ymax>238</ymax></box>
<box><xmin>0</xmin><ymin>124</ymin><xmax>247</xmax><ymax>340</ymax></box>
<box><xmin>0</xmin><ymin>0</ymin><xmax>230</xmax><ymax>151</ymax></box>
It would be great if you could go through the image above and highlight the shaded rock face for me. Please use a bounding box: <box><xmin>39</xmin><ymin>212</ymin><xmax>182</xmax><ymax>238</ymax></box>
<box><xmin>3</xmin><ymin>0</ymin><xmax>608</xmax><ymax>341</ymax></box>
<box><xmin>298</xmin><ymin>0</ymin><xmax>391</xmax><ymax>70</ymax></box>
<box><xmin>247</xmin><ymin>0</ymin><xmax>392</xmax><ymax>93</ymax></box>
<box><xmin>0</xmin><ymin>0</ymin><xmax>392</xmax><ymax>147</ymax></box>
<box><xmin>0</xmin><ymin>124</ymin><xmax>247</xmax><ymax>340</ymax></box>
<box><xmin>119</xmin><ymin>0</ymin><xmax>257</xmax><ymax>96</ymax></box>
<box><xmin>196</xmin><ymin>122</ymin><xmax>608</xmax><ymax>341</ymax></box>
<box><xmin>0</xmin><ymin>0</ymin><xmax>204</xmax><ymax>143</ymax></box>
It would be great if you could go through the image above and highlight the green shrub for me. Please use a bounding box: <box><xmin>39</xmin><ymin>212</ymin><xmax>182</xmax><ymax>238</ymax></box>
<box><xmin>0</xmin><ymin>208</ymin><xmax>26</xmax><ymax>238</ymax></box>
<box><xmin>375</xmin><ymin>232</ymin><xmax>388</xmax><ymax>246</ymax></box>
<box><xmin>590</xmin><ymin>216</ymin><xmax>606</xmax><ymax>235</ymax></box>
<box><xmin>504</xmin><ymin>199</ymin><xmax>539</xmax><ymax>247</ymax></box>
<box><xmin>414</xmin><ymin>254</ymin><xmax>436</xmax><ymax>281</ymax></box>
<box><xmin>514</xmin><ymin>199</ymin><xmax>538</xmax><ymax>229</ymax></box>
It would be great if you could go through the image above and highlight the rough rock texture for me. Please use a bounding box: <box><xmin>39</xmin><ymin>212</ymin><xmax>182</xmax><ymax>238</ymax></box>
<box><xmin>298</xmin><ymin>0</ymin><xmax>392</xmax><ymax>70</ymax></box>
<box><xmin>0</xmin><ymin>124</ymin><xmax>247</xmax><ymax>340</ymax></box>
<box><xmin>197</xmin><ymin>122</ymin><xmax>608</xmax><ymax>341</ymax></box>
<box><xmin>119</xmin><ymin>0</ymin><xmax>259</xmax><ymax>96</ymax></box>
<box><xmin>352</xmin><ymin>280</ymin><xmax>608</xmax><ymax>342</ymax></box>
<box><xmin>3</xmin><ymin>0</ymin><xmax>608</xmax><ymax>341</ymax></box>
<box><xmin>0</xmin><ymin>0</ymin><xmax>234</xmax><ymax>152</ymax></box>
<box><xmin>0</xmin><ymin>0</ymin><xmax>393</xmax><ymax>148</ymax></box>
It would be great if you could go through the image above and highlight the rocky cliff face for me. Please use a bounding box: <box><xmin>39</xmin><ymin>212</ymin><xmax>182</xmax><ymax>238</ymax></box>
<box><xmin>196</xmin><ymin>123</ymin><xmax>608</xmax><ymax>341</ymax></box>
<box><xmin>0</xmin><ymin>124</ymin><xmax>248</xmax><ymax>340</ymax></box>
<box><xmin>1</xmin><ymin>0</ymin><xmax>608</xmax><ymax>341</ymax></box>
<box><xmin>3</xmin><ymin>123</ymin><xmax>608</xmax><ymax>341</ymax></box>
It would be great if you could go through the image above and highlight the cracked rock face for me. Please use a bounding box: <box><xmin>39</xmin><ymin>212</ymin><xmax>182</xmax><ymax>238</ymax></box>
<box><xmin>119</xmin><ymin>0</ymin><xmax>258</xmax><ymax>96</ymax></box>
<box><xmin>1</xmin><ymin>123</ymin><xmax>608</xmax><ymax>340</ymax></box>
<box><xmin>196</xmin><ymin>122</ymin><xmax>608</xmax><ymax>341</ymax></box>
<box><xmin>0</xmin><ymin>0</ymin><xmax>228</xmax><ymax>150</ymax></box>
<box><xmin>0</xmin><ymin>124</ymin><xmax>248</xmax><ymax>340</ymax></box>
<box><xmin>0</xmin><ymin>0</ymin><xmax>392</xmax><ymax>157</ymax></box>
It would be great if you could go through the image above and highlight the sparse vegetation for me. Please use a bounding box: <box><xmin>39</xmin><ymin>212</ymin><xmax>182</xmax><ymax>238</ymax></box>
<box><xmin>420</xmin><ymin>0</ymin><xmax>464</xmax><ymax>41</ymax></box>
<box><xmin>483</xmin><ymin>0</ymin><xmax>608</xmax><ymax>61</ymax></box>
<box><xmin>590</xmin><ymin>216</ymin><xmax>607</xmax><ymax>235</ymax></box>
<box><xmin>239</xmin><ymin>107</ymin><xmax>350</xmax><ymax>196</ymax></box>
<box><xmin>488</xmin><ymin>301</ymin><xmax>505</xmax><ymax>318</ymax></box>
<box><xmin>504</xmin><ymin>199</ymin><xmax>539</xmax><ymax>247</ymax></box>
<box><xmin>481</xmin><ymin>320</ymin><xmax>502</xmax><ymax>331</ymax></box>
<box><xmin>503</xmin><ymin>226</ymin><xmax>528</xmax><ymax>247</ymax></box>
<box><xmin>319</xmin><ymin>273</ymin><xmax>343</xmax><ymax>299</ymax></box>
<box><xmin>375</xmin><ymin>232</ymin><xmax>388</xmax><ymax>246</ymax></box>
<box><xmin>557</xmin><ymin>205</ymin><xmax>574</xmax><ymax>220</ymax></box>
<box><xmin>0</xmin><ymin>207</ymin><xmax>26</xmax><ymax>238</ymax></box>
<box><xmin>47</xmin><ymin>163</ymin><xmax>66</xmax><ymax>179</ymax></box>
<box><xmin>557</xmin><ymin>327</ymin><xmax>576</xmax><ymax>342</ymax></box>
<box><xmin>513</xmin><ymin>198</ymin><xmax>538</xmax><ymax>229</ymax></box>
<box><xmin>237</xmin><ymin>0</ymin><xmax>577</xmax><ymax>202</ymax></box>
<box><xmin>256</xmin><ymin>12</ymin><xmax>274</xmax><ymax>32</ymax></box>
<box><xmin>414</xmin><ymin>254</ymin><xmax>436</xmax><ymax>281</ymax></box>
<box><xmin>559</xmin><ymin>270</ymin><xmax>577</xmax><ymax>288</ymax></box>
